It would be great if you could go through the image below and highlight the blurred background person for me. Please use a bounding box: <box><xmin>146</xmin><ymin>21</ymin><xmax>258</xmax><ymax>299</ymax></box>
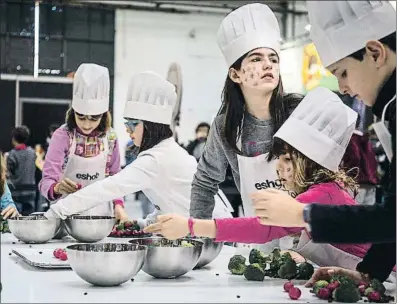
<box><xmin>6</xmin><ymin>126</ymin><xmax>36</xmax><ymax>215</ymax></box>
<box><xmin>185</xmin><ymin>122</ymin><xmax>210</xmax><ymax>161</ymax></box>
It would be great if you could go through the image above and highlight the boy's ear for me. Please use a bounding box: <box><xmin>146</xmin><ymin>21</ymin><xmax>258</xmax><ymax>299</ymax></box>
<box><xmin>228</xmin><ymin>68</ymin><xmax>242</xmax><ymax>84</ymax></box>
<box><xmin>365</xmin><ymin>40</ymin><xmax>387</xmax><ymax>67</ymax></box>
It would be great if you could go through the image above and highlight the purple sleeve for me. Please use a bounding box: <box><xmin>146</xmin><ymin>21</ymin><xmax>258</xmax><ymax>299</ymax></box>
<box><xmin>108</xmin><ymin>138</ymin><xmax>125</xmax><ymax>207</ymax></box>
<box><xmin>39</xmin><ymin>128</ymin><xmax>69</xmax><ymax>201</ymax></box>
<box><xmin>214</xmin><ymin>217</ymin><xmax>302</xmax><ymax>243</ymax></box>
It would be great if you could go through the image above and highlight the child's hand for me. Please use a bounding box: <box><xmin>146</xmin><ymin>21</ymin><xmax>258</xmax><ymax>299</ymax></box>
<box><xmin>144</xmin><ymin>214</ymin><xmax>189</xmax><ymax>240</ymax></box>
<box><xmin>114</xmin><ymin>205</ymin><xmax>129</xmax><ymax>223</ymax></box>
<box><xmin>1</xmin><ymin>205</ymin><xmax>19</xmax><ymax>219</ymax></box>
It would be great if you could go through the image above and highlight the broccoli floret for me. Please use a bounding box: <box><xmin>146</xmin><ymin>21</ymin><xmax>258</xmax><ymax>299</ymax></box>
<box><xmin>313</xmin><ymin>280</ymin><xmax>329</xmax><ymax>295</ymax></box>
<box><xmin>271</xmin><ymin>247</ymin><xmax>281</xmax><ymax>261</ymax></box>
<box><xmin>333</xmin><ymin>283</ymin><xmax>361</xmax><ymax>303</ymax></box>
<box><xmin>249</xmin><ymin>248</ymin><xmax>269</xmax><ymax>264</ymax></box>
<box><xmin>370</xmin><ymin>279</ymin><xmax>386</xmax><ymax>295</ymax></box>
<box><xmin>180</xmin><ymin>241</ymin><xmax>194</xmax><ymax>248</ymax></box>
<box><xmin>277</xmin><ymin>259</ymin><xmax>297</xmax><ymax>280</ymax></box>
<box><xmin>244</xmin><ymin>263</ymin><xmax>265</xmax><ymax>281</ymax></box>
<box><xmin>280</xmin><ymin>252</ymin><xmax>293</xmax><ymax>263</ymax></box>
<box><xmin>228</xmin><ymin>255</ymin><xmax>246</xmax><ymax>275</ymax></box>
<box><xmin>296</xmin><ymin>262</ymin><xmax>315</xmax><ymax>280</ymax></box>
<box><xmin>230</xmin><ymin>263</ymin><xmax>247</xmax><ymax>275</ymax></box>
<box><xmin>330</xmin><ymin>275</ymin><xmax>355</xmax><ymax>286</ymax></box>
<box><xmin>264</xmin><ymin>268</ymin><xmax>278</xmax><ymax>278</ymax></box>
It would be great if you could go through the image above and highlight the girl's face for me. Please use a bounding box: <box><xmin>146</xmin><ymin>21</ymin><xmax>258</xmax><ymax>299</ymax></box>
<box><xmin>276</xmin><ymin>153</ymin><xmax>296</xmax><ymax>192</ymax></box>
<box><xmin>74</xmin><ymin>112</ymin><xmax>102</xmax><ymax>135</ymax></box>
<box><xmin>125</xmin><ymin>120</ymin><xmax>144</xmax><ymax>147</ymax></box>
<box><xmin>229</xmin><ymin>47</ymin><xmax>280</xmax><ymax>93</ymax></box>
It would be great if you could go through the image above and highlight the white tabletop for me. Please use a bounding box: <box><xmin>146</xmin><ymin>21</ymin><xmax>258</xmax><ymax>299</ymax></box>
<box><xmin>0</xmin><ymin>233</ymin><xmax>375</xmax><ymax>303</ymax></box>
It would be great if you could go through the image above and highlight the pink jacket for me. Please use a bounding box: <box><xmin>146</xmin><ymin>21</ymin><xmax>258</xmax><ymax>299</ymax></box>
<box><xmin>214</xmin><ymin>182</ymin><xmax>370</xmax><ymax>259</ymax></box>
<box><xmin>39</xmin><ymin>125</ymin><xmax>124</xmax><ymax>206</ymax></box>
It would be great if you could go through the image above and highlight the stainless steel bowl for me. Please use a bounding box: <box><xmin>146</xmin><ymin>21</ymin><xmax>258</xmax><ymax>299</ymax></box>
<box><xmin>64</xmin><ymin>215</ymin><xmax>116</xmax><ymax>243</ymax></box>
<box><xmin>193</xmin><ymin>238</ymin><xmax>224</xmax><ymax>268</ymax></box>
<box><xmin>7</xmin><ymin>215</ymin><xmax>61</xmax><ymax>244</ymax></box>
<box><xmin>129</xmin><ymin>237</ymin><xmax>203</xmax><ymax>279</ymax></box>
<box><xmin>66</xmin><ymin>243</ymin><xmax>147</xmax><ymax>286</ymax></box>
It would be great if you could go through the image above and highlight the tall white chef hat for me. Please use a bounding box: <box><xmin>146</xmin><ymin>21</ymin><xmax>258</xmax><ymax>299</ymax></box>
<box><xmin>72</xmin><ymin>63</ymin><xmax>110</xmax><ymax>116</ymax></box>
<box><xmin>123</xmin><ymin>71</ymin><xmax>177</xmax><ymax>125</ymax></box>
<box><xmin>307</xmin><ymin>1</ymin><xmax>396</xmax><ymax>68</ymax></box>
<box><xmin>217</xmin><ymin>3</ymin><xmax>282</xmax><ymax>67</ymax></box>
<box><xmin>274</xmin><ymin>87</ymin><xmax>358</xmax><ymax>172</ymax></box>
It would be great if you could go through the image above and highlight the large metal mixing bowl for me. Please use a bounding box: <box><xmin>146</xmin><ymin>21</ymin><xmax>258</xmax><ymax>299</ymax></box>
<box><xmin>66</xmin><ymin>243</ymin><xmax>147</xmax><ymax>286</ymax></box>
<box><xmin>129</xmin><ymin>237</ymin><xmax>203</xmax><ymax>279</ymax></box>
<box><xmin>64</xmin><ymin>215</ymin><xmax>116</xmax><ymax>243</ymax></box>
<box><xmin>7</xmin><ymin>215</ymin><xmax>61</xmax><ymax>244</ymax></box>
<box><xmin>193</xmin><ymin>238</ymin><xmax>224</xmax><ymax>268</ymax></box>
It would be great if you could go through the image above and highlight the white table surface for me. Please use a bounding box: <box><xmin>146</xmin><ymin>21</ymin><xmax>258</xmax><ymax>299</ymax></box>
<box><xmin>0</xmin><ymin>233</ymin><xmax>377</xmax><ymax>303</ymax></box>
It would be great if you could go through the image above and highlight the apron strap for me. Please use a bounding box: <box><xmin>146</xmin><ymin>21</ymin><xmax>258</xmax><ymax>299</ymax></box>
<box><xmin>69</xmin><ymin>130</ymin><xmax>78</xmax><ymax>154</ymax></box>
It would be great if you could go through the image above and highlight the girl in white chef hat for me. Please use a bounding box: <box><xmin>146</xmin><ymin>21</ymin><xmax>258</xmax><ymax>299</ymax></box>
<box><xmin>39</xmin><ymin>63</ymin><xmax>129</xmax><ymax>228</ymax></box>
<box><xmin>188</xmin><ymin>2</ymin><xmax>303</xmax><ymax>252</ymax></box>
<box><xmin>144</xmin><ymin>87</ymin><xmax>388</xmax><ymax>275</ymax></box>
<box><xmin>43</xmin><ymin>71</ymin><xmax>232</xmax><ymax>225</ymax></box>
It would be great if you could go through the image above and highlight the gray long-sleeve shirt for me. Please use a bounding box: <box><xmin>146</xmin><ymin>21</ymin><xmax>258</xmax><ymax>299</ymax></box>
<box><xmin>190</xmin><ymin>93</ymin><xmax>302</xmax><ymax>219</ymax></box>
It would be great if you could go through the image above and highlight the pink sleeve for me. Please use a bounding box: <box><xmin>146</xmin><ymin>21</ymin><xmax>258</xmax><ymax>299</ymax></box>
<box><xmin>214</xmin><ymin>217</ymin><xmax>302</xmax><ymax>244</ymax></box>
<box><xmin>108</xmin><ymin>138</ymin><xmax>125</xmax><ymax>207</ymax></box>
<box><xmin>39</xmin><ymin>128</ymin><xmax>69</xmax><ymax>201</ymax></box>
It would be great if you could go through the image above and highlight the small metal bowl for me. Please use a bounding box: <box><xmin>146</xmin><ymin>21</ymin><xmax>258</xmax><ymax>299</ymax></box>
<box><xmin>193</xmin><ymin>238</ymin><xmax>224</xmax><ymax>268</ymax></box>
<box><xmin>67</xmin><ymin>243</ymin><xmax>147</xmax><ymax>286</ymax></box>
<box><xmin>7</xmin><ymin>215</ymin><xmax>61</xmax><ymax>244</ymax></box>
<box><xmin>64</xmin><ymin>215</ymin><xmax>116</xmax><ymax>243</ymax></box>
<box><xmin>129</xmin><ymin>237</ymin><xmax>203</xmax><ymax>279</ymax></box>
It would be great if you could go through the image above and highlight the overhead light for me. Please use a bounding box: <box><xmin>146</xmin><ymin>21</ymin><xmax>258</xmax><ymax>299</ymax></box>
<box><xmin>304</xmin><ymin>24</ymin><xmax>311</xmax><ymax>32</ymax></box>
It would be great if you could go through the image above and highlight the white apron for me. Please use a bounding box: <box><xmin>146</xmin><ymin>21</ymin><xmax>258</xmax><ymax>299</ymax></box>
<box><xmin>236</xmin><ymin>122</ymin><xmax>297</xmax><ymax>253</ymax></box>
<box><xmin>295</xmin><ymin>231</ymin><xmax>396</xmax><ymax>284</ymax></box>
<box><xmin>58</xmin><ymin>131</ymin><xmax>114</xmax><ymax>216</ymax></box>
<box><xmin>213</xmin><ymin>189</ymin><xmax>234</xmax><ymax>219</ymax></box>
<box><xmin>372</xmin><ymin>95</ymin><xmax>395</xmax><ymax>162</ymax></box>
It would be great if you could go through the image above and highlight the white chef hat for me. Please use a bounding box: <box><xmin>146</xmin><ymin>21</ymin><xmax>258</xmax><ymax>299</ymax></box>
<box><xmin>274</xmin><ymin>87</ymin><xmax>358</xmax><ymax>172</ymax></box>
<box><xmin>217</xmin><ymin>3</ymin><xmax>282</xmax><ymax>67</ymax></box>
<box><xmin>72</xmin><ymin>63</ymin><xmax>110</xmax><ymax>115</ymax></box>
<box><xmin>307</xmin><ymin>1</ymin><xmax>396</xmax><ymax>68</ymax></box>
<box><xmin>123</xmin><ymin>71</ymin><xmax>177</xmax><ymax>125</ymax></box>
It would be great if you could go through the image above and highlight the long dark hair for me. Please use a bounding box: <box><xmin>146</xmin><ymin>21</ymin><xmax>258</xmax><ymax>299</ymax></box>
<box><xmin>218</xmin><ymin>51</ymin><xmax>302</xmax><ymax>160</ymax></box>
<box><xmin>139</xmin><ymin>121</ymin><xmax>173</xmax><ymax>153</ymax></box>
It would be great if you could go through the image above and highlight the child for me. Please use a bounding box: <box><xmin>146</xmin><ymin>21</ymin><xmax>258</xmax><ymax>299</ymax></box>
<box><xmin>145</xmin><ymin>87</ymin><xmax>376</xmax><ymax>272</ymax></box>
<box><xmin>43</xmin><ymin>71</ymin><xmax>232</xmax><ymax>224</ymax></box>
<box><xmin>1</xmin><ymin>153</ymin><xmax>19</xmax><ymax>219</ymax></box>
<box><xmin>39</xmin><ymin>63</ymin><xmax>128</xmax><ymax>223</ymax></box>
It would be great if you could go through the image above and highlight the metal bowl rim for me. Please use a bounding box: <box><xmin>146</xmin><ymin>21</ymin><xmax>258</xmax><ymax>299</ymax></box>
<box><xmin>128</xmin><ymin>236</ymin><xmax>204</xmax><ymax>247</ymax></box>
<box><xmin>66</xmin><ymin>243</ymin><xmax>148</xmax><ymax>252</ymax></box>
<box><xmin>65</xmin><ymin>215</ymin><xmax>116</xmax><ymax>220</ymax></box>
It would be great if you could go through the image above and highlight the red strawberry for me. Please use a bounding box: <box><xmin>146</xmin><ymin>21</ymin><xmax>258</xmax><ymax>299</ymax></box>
<box><xmin>59</xmin><ymin>251</ymin><xmax>68</xmax><ymax>261</ymax></box>
<box><xmin>359</xmin><ymin>285</ymin><xmax>367</xmax><ymax>296</ymax></box>
<box><xmin>53</xmin><ymin>248</ymin><xmax>63</xmax><ymax>259</ymax></box>
<box><xmin>124</xmin><ymin>221</ymin><xmax>133</xmax><ymax>228</ymax></box>
<box><xmin>318</xmin><ymin>288</ymin><xmax>331</xmax><ymax>300</ymax></box>
<box><xmin>327</xmin><ymin>281</ymin><xmax>340</xmax><ymax>292</ymax></box>
<box><xmin>288</xmin><ymin>287</ymin><xmax>301</xmax><ymax>300</ymax></box>
<box><xmin>284</xmin><ymin>282</ymin><xmax>294</xmax><ymax>292</ymax></box>
<box><xmin>367</xmin><ymin>291</ymin><xmax>381</xmax><ymax>302</ymax></box>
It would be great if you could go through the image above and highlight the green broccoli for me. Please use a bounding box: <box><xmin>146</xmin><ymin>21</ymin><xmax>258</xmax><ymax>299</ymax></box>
<box><xmin>277</xmin><ymin>259</ymin><xmax>297</xmax><ymax>280</ymax></box>
<box><xmin>228</xmin><ymin>255</ymin><xmax>246</xmax><ymax>275</ymax></box>
<box><xmin>244</xmin><ymin>263</ymin><xmax>265</xmax><ymax>281</ymax></box>
<box><xmin>0</xmin><ymin>215</ymin><xmax>10</xmax><ymax>234</ymax></box>
<box><xmin>295</xmin><ymin>262</ymin><xmax>314</xmax><ymax>280</ymax></box>
<box><xmin>230</xmin><ymin>263</ymin><xmax>247</xmax><ymax>275</ymax></box>
<box><xmin>313</xmin><ymin>280</ymin><xmax>329</xmax><ymax>295</ymax></box>
<box><xmin>280</xmin><ymin>252</ymin><xmax>293</xmax><ymax>263</ymax></box>
<box><xmin>271</xmin><ymin>247</ymin><xmax>281</xmax><ymax>261</ymax></box>
<box><xmin>333</xmin><ymin>283</ymin><xmax>361</xmax><ymax>303</ymax></box>
<box><xmin>330</xmin><ymin>275</ymin><xmax>355</xmax><ymax>286</ymax></box>
<box><xmin>248</xmin><ymin>248</ymin><xmax>269</xmax><ymax>264</ymax></box>
<box><xmin>370</xmin><ymin>279</ymin><xmax>386</xmax><ymax>295</ymax></box>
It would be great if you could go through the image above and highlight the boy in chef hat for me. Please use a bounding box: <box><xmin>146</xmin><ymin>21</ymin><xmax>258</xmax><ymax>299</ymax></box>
<box><xmin>44</xmin><ymin>71</ymin><xmax>232</xmax><ymax>224</ymax></box>
<box><xmin>145</xmin><ymin>87</ymin><xmax>382</xmax><ymax>274</ymax></box>
<box><xmin>249</xmin><ymin>1</ymin><xmax>396</xmax><ymax>284</ymax></box>
<box><xmin>40</xmin><ymin>63</ymin><xmax>128</xmax><ymax>225</ymax></box>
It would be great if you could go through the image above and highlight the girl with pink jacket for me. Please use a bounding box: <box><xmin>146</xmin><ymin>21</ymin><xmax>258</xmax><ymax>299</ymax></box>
<box><xmin>145</xmin><ymin>88</ymin><xmax>377</xmax><ymax>273</ymax></box>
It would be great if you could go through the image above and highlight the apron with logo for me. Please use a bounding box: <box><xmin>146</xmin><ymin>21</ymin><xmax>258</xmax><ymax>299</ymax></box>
<box><xmin>235</xmin><ymin>120</ymin><xmax>297</xmax><ymax>253</ymax></box>
<box><xmin>58</xmin><ymin>130</ymin><xmax>114</xmax><ymax>216</ymax></box>
<box><xmin>372</xmin><ymin>95</ymin><xmax>395</xmax><ymax>162</ymax></box>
